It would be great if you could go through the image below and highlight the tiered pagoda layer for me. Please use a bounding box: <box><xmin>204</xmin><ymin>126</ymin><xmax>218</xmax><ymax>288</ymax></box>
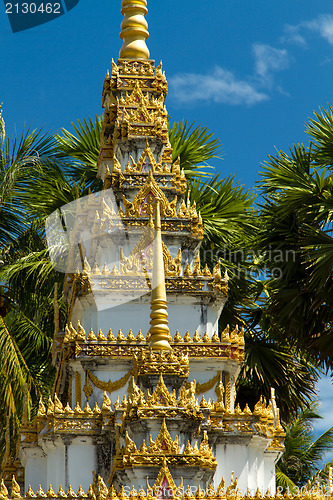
<box><xmin>2</xmin><ymin>1</ymin><xmax>285</xmax><ymax>498</ymax></box>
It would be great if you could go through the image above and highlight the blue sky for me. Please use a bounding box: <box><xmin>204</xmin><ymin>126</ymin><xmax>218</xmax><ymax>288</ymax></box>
<box><xmin>2</xmin><ymin>0</ymin><xmax>333</xmax><ymax>190</ymax></box>
<box><xmin>1</xmin><ymin>1</ymin><xmax>333</xmax><ymax>431</ymax></box>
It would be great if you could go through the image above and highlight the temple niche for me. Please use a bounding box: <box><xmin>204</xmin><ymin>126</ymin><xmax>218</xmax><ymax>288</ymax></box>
<box><xmin>1</xmin><ymin>1</ymin><xmax>286</xmax><ymax>499</ymax></box>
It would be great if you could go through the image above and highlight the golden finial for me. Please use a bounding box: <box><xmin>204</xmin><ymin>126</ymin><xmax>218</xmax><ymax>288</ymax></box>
<box><xmin>149</xmin><ymin>200</ymin><xmax>171</xmax><ymax>350</ymax></box>
<box><xmin>119</xmin><ymin>0</ymin><xmax>150</xmax><ymax>60</ymax></box>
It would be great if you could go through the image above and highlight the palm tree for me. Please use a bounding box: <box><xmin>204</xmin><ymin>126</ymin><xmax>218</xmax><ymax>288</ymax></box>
<box><xmin>257</xmin><ymin>105</ymin><xmax>333</xmax><ymax>369</ymax></box>
<box><xmin>0</xmin><ymin>106</ymin><xmax>64</xmax><ymax>460</ymax></box>
<box><xmin>276</xmin><ymin>402</ymin><xmax>333</xmax><ymax>491</ymax></box>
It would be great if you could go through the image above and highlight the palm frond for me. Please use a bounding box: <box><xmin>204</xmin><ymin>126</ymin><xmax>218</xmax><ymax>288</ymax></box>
<box><xmin>168</xmin><ymin>119</ymin><xmax>222</xmax><ymax>178</ymax></box>
<box><xmin>56</xmin><ymin>116</ymin><xmax>102</xmax><ymax>189</ymax></box>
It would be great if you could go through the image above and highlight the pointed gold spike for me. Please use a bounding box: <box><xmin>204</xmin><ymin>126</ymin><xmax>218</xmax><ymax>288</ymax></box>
<box><xmin>102</xmin><ymin>392</ymin><xmax>111</xmax><ymax>412</ymax></box>
<box><xmin>11</xmin><ymin>477</ymin><xmax>22</xmax><ymax>499</ymax></box>
<box><xmin>199</xmin><ymin>395</ymin><xmax>208</xmax><ymax>408</ymax></box>
<box><xmin>37</xmin><ymin>398</ymin><xmax>46</xmax><ymax>418</ymax></box>
<box><xmin>66</xmin><ymin>486</ymin><xmax>76</xmax><ymax>498</ymax></box>
<box><xmin>47</xmin><ymin>396</ymin><xmax>54</xmax><ymax>416</ymax></box>
<box><xmin>202</xmin><ymin>331</ymin><xmax>210</xmax><ymax>343</ymax></box>
<box><xmin>87</xmin><ymin>329</ymin><xmax>97</xmax><ymax>341</ymax></box>
<box><xmin>192</xmin><ymin>331</ymin><xmax>201</xmax><ymax>342</ymax></box>
<box><xmin>57</xmin><ymin>486</ymin><xmax>67</xmax><ymax>498</ymax></box>
<box><xmin>126</xmin><ymin>329</ymin><xmax>135</xmax><ymax>341</ymax></box>
<box><xmin>243</xmin><ymin>403</ymin><xmax>252</xmax><ymax>416</ymax></box>
<box><xmin>120</xmin><ymin>394</ymin><xmax>128</xmax><ymax>408</ymax></box>
<box><xmin>192</xmin><ymin>254</ymin><xmax>201</xmax><ymax>276</ymax></box>
<box><xmin>110</xmin><ymin>264</ymin><xmax>120</xmax><ymax>276</ymax></box>
<box><xmin>183</xmin><ymin>263</ymin><xmax>192</xmax><ymax>277</ymax></box>
<box><xmin>54</xmin><ymin>393</ymin><xmax>64</xmax><ymax>414</ymax></box>
<box><xmin>184</xmin><ymin>485</ymin><xmax>195</xmax><ymax>499</ymax></box>
<box><xmin>202</xmin><ymin>264</ymin><xmax>212</xmax><ymax>277</ymax></box>
<box><xmin>77</xmin><ymin>321</ymin><xmax>86</xmax><ymax>341</ymax></box>
<box><xmin>93</xmin><ymin>402</ymin><xmax>101</xmax><ymax>415</ymax></box>
<box><xmin>173</xmin><ymin>330</ymin><xmax>182</xmax><ymax>342</ymax></box>
<box><xmin>0</xmin><ymin>479</ymin><xmax>8</xmax><ymax>500</ymax></box>
<box><xmin>76</xmin><ymin>486</ymin><xmax>87</xmax><ymax>498</ymax></box>
<box><xmin>212</xmin><ymin>331</ymin><xmax>220</xmax><ymax>342</ymax></box>
<box><xmin>107</xmin><ymin>329</ymin><xmax>115</xmax><ymax>341</ymax></box>
<box><xmin>92</xmin><ymin>263</ymin><xmax>100</xmax><ymax>275</ymax></box>
<box><xmin>25</xmin><ymin>486</ymin><xmax>35</xmax><ymax>499</ymax></box>
<box><xmin>64</xmin><ymin>403</ymin><xmax>74</xmax><ymax>415</ymax></box>
<box><xmin>136</xmin><ymin>329</ymin><xmax>145</xmax><ymax>341</ymax></box>
<box><xmin>97</xmin><ymin>329</ymin><xmax>106</xmax><ymax>341</ymax></box>
<box><xmin>74</xmin><ymin>402</ymin><xmax>83</xmax><ymax>415</ymax></box>
<box><xmin>183</xmin><ymin>331</ymin><xmax>191</xmax><ymax>342</ymax></box>
<box><xmin>83</xmin><ymin>402</ymin><xmax>93</xmax><ymax>415</ymax></box>
<box><xmin>213</xmin><ymin>261</ymin><xmax>221</xmax><ymax>280</ymax></box>
<box><xmin>220</xmin><ymin>325</ymin><xmax>230</xmax><ymax>341</ymax></box>
<box><xmin>36</xmin><ymin>484</ymin><xmax>46</xmax><ymax>498</ymax></box>
<box><xmin>46</xmin><ymin>485</ymin><xmax>56</xmax><ymax>498</ymax></box>
<box><xmin>137</xmin><ymin>487</ymin><xmax>146</xmax><ymax>499</ymax></box>
<box><xmin>230</xmin><ymin>325</ymin><xmax>239</xmax><ymax>341</ymax></box>
<box><xmin>86</xmin><ymin>486</ymin><xmax>94</xmax><ymax>500</ymax></box>
<box><xmin>117</xmin><ymin>329</ymin><xmax>125</xmax><ymax>341</ymax></box>
<box><xmin>138</xmin><ymin>439</ymin><xmax>148</xmax><ymax>453</ymax></box>
<box><xmin>108</xmin><ymin>485</ymin><xmax>118</xmax><ymax>500</ymax></box>
<box><xmin>83</xmin><ymin>257</ymin><xmax>91</xmax><ymax>274</ymax></box>
<box><xmin>102</xmin><ymin>263</ymin><xmax>110</xmax><ymax>275</ymax></box>
<box><xmin>184</xmin><ymin>441</ymin><xmax>193</xmax><ymax>454</ymax></box>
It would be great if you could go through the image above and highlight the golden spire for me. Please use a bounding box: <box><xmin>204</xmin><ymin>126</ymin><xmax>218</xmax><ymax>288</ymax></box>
<box><xmin>149</xmin><ymin>200</ymin><xmax>171</xmax><ymax>351</ymax></box>
<box><xmin>119</xmin><ymin>0</ymin><xmax>150</xmax><ymax>60</ymax></box>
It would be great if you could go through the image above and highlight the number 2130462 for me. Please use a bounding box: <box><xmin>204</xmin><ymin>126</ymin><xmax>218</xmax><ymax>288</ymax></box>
<box><xmin>5</xmin><ymin>3</ymin><xmax>61</xmax><ymax>14</ymax></box>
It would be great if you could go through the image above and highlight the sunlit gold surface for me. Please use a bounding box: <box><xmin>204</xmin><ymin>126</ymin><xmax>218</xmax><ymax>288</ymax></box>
<box><xmin>148</xmin><ymin>201</ymin><xmax>171</xmax><ymax>350</ymax></box>
<box><xmin>119</xmin><ymin>0</ymin><xmax>150</xmax><ymax>59</ymax></box>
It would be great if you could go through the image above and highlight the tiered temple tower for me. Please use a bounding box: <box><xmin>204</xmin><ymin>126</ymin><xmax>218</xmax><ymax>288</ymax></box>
<box><xmin>1</xmin><ymin>1</ymin><xmax>285</xmax><ymax>499</ymax></box>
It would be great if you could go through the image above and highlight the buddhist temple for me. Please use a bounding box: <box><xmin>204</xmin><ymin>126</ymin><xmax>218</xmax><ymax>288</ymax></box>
<box><xmin>1</xmin><ymin>1</ymin><xmax>287</xmax><ymax>499</ymax></box>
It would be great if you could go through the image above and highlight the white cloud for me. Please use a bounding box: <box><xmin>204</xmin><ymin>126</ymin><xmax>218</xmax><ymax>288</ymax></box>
<box><xmin>169</xmin><ymin>67</ymin><xmax>268</xmax><ymax>106</ymax></box>
<box><xmin>306</xmin><ymin>14</ymin><xmax>333</xmax><ymax>44</ymax></box>
<box><xmin>284</xmin><ymin>14</ymin><xmax>333</xmax><ymax>47</ymax></box>
<box><xmin>282</xmin><ymin>24</ymin><xmax>308</xmax><ymax>47</ymax></box>
<box><xmin>253</xmin><ymin>43</ymin><xmax>289</xmax><ymax>80</ymax></box>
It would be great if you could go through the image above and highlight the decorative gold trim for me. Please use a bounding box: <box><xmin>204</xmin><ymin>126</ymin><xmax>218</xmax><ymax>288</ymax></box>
<box><xmin>113</xmin><ymin>420</ymin><xmax>216</xmax><ymax>471</ymax></box>
<box><xmin>7</xmin><ymin>481</ymin><xmax>327</xmax><ymax>500</ymax></box>
<box><xmin>85</xmin><ymin>369</ymin><xmax>132</xmax><ymax>394</ymax></box>
<box><xmin>195</xmin><ymin>372</ymin><xmax>221</xmax><ymax>395</ymax></box>
<box><xmin>75</xmin><ymin>372</ymin><xmax>82</xmax><ymax>407</ymax></box>
<box><xmin>152</xmin><ymin>460</ymin><xmax>178</xmax><ymax>492</ymax></box>
<box><xmin>224</xmin><ymin>373</ymin><xmax>231</xmax><ymax>412</ymax></box>
<box><xmin>122</xmin><ymin>171</ymin><xmax>177</xmax><ymax>218</ymax></box>
<box><xmin>133</xmin><ymin>348</ymin><xmax>188</xmax><ymax>377</ymax></box>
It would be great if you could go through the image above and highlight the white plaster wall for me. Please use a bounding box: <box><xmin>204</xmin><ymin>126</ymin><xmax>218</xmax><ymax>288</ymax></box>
<box><xmin>214</xmin><ymin>441</ymin><xmax>276</xmax><ymax>494</ymax></box>
<box><xmin>20</xmin><ymin>447</ymin><xmax>47</xmax><ymax>492</ymax></box>
<box><xmin>44</xmin><ymin>442</ymin><xmax>66</xmax><ymax>491</ymax></box>
<box><xmin>95</xmin><ymin>303</ymin><xmax>213</xmax><ymax>337</ymax></box>
<box><xmin>263</xmin><ymin>453</ymin><xmax>277</xmax><ymax>494</ymax></box>
<box><xmin>78</xmin><ymin>293</ymin><xmax>223</xmax><ymax>339</ymax></box>
<box><xmin>67</xmin><ymin>440</ymin><xmax>96</xmax><ymax>491</ymax></box>
<box><xmin>215</xmin><ymin>443</ymin><xmax>249</xmax><ymax>493</ymax></box>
